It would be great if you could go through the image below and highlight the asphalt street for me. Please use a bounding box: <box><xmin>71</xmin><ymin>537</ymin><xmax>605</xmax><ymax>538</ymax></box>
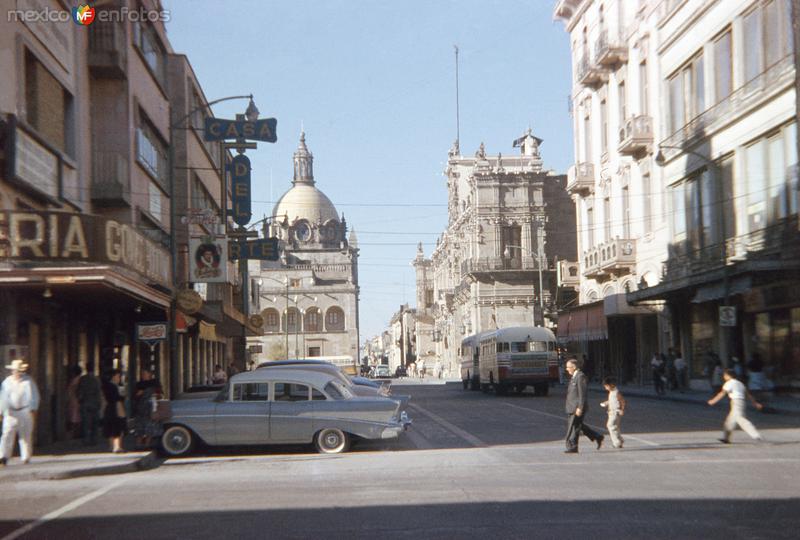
<box><xmin>1</xmin><ymin>382</ymin><xmax>798</xmax><ymax>540</ymax></box>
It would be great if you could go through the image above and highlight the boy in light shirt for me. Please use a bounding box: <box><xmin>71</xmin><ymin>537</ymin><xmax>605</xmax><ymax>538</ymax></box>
<box><xmin>600</xmin><ymin>377</ymin><xmax>625</xmax><ymax>449</ymax></box>
<box><xmin>708</xmin><ymin>368</ymin><xmax>764</xmax><ymax>444</ymax></box>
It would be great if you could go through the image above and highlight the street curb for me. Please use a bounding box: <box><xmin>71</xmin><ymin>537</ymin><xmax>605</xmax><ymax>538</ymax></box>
<box><xmin>0</xmin><ymin>451</ymin><xmax>163</xmax><ymax>482</ymax></box>
<box><xmin>46</xmin><ymin>450</ymin><xmax>163</xmax><ymax>480</ymax></box>
<box><xmin>589</xmin><ymin>386</ymin><xmax>800</xmax><ymax>416</ymax></box>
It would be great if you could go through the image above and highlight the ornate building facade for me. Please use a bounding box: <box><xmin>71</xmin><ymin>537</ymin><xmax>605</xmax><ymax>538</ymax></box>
<box><xmin>414</xmin><ymin>131</ymin><xmax>576</xmax><ymax>374</ymax></box>
<box><xmin>555</xmin><ymin>0</ymin><xmax>799</xmax><ymax>388</ymax></box>
<box><xmin>249</xmin><ymin>133</ymin><xmax>360</xmax><ymax>362</ymax></box>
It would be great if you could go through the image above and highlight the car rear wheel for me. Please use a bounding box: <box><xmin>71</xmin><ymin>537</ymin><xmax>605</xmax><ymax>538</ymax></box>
<box><xmin>160</xmin><ymin>425</ymin><xmax>194</xmax><ymax>457</ymax></box>
<box><xmin>315</xmin><ymin>428</ymin><xmax>350</xmax><ymax>454</ymax></box>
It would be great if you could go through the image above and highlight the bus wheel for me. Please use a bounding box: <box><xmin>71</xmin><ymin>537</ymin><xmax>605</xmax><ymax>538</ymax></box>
<box><xmin>515</xmin><ymin>384</ymin><xmax>526</xmax><ymax>394</ymax></box>
<box><xmin>534</xmin><ymin>383</ymin><xmax>550</xmax><ymax>397</ymax></box>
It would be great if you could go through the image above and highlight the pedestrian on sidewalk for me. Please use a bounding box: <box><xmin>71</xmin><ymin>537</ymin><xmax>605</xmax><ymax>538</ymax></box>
<box><xmin>600</xmin><ymin>377</ymin><xmax>626</xmax><ymax>449</ymax></box>
<box><xmin>564</xmin><ymin>357</ymin><xmax>603</xmax><ymax>453</ymax></box>
<box><xmin>708</xmin><ymin>369</ymin><xmax>764</xmax><ymax>444</ymax></box>
<box><xmin>212</xmin><ymin>365</ymin><xmax>227</xmax><ymax>385</ymax></box>
<box><xmin>650</xmin><ymin>353</ymin><xmax>666</xmax><ymax>396</ymax></box>
<box><xmin>66</xmin><ymin>365</ymin><xmax>82</xmax><ymax>438</ymax></box>
<box><xmin>76</xmin><ymin>362</ymin><xmax>103</xmax><ymax>446</ymax></box>
<box><xmin>102</xmin><ymin>369</ymin><xmax>126</xmax><ymax>453</ymax></box>
<box><xmin>133</xmin><ymin>368</ymin><xmax>163</xmax><ymax>450</ymax></box>
<box><xmin>0</xmin><ymin>359</ymin><xmax>40</xmax><ymax>466</ymax></box>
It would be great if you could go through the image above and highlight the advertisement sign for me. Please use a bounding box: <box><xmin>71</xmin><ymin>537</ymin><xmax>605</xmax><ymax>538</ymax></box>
<box><xmin>204</xmin><ymin>117</ymin><xmax>278</xmax><ymax>143</ymax></box>
<box><xmin>229</xmin><ymin>238</ymin><xmax>279</xmax><ymax>261</ymax></box>
<box><xmin>189</xmin><ymin>236</ymin><xmax>228</xmax><ymax>283</ymax></box>
<box><xmin>229</xmin><ymin>155</ymin><xmax>252</xmax><ymax>227</ymax></box>
<box><xmin>136</xmin><ymin>323</ymin><xmax>167</xmax><ymax>343</ymax></box>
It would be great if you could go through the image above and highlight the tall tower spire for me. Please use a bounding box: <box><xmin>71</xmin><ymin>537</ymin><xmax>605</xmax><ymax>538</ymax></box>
<box><xmin>292</xmin><ymin>131</ymin><xmax>314</xmax><ymax>185</ymax></box>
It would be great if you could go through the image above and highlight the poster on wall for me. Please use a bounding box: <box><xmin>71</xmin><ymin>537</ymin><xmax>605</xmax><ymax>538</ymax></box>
<box><xmin>189</xmin><ymin>236</ymin><xmax>228</xmax><ymax>283</ymax></box>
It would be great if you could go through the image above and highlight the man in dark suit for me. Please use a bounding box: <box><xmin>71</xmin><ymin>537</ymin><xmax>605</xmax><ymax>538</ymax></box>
<box><xmin>564</xmin><ymin>357</ymin><xmax>604</xmax><ymax>453</ymax></box>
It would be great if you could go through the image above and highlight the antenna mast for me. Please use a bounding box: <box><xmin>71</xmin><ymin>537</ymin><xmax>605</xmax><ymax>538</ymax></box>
<box><xmin>454</xmin><ymin>44</ymin><xmax>460</xmax><ymax>145</ymax></box>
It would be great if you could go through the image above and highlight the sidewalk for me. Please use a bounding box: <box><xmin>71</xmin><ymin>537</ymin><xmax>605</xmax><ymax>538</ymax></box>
<box><xmin>589</xmin><ymin>382</ymin><xmax>800</xmax><ymax>415</ymax></box>
<box><xmin>0</xmin><ymin>435</ymin><xmax>160</xmax><ymax>482</ymax></box>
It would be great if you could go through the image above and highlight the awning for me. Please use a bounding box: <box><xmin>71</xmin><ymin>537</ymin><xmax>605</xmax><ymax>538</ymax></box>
<box><xmin>557</xmin><ymin>302</ymin><xmax>607</xmax><ymax>343</ymax></box>
<box><xmin>691</xmin><ymin>276</ymin><xmax>753</xmax><ymax>303</ymax></box>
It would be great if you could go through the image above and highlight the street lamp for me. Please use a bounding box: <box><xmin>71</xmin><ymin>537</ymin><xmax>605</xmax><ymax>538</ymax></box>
<box><xmin>503</xmin><ymin>239</ymin><xmax>547</xmax><ymax>326</ymax></box>
<box><xmin>168</xmin><ymin>93</ymin><xmax>254</xmax><ymax>397</ymax></box>
<box><xmin>655</xmin><ymin>144</ymin><xmax>733</xmax><ymax>366</ymax></box>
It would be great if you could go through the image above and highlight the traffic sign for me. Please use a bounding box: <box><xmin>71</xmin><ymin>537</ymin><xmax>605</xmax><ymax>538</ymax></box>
<box><xmin>719</xmin><ymin>306</ymin><xmax>736</xmax><ymax>327</ymax></box>
<box><xmin>204</xmin><ymin>117</ymin><xmax>277</xmax><ymax>143</ymax></box>
<box><xmin>229</xmin><ymin>238</ymin><xmax>279</xmax><ymax>261</ymax></box>
<box><xmin>229</xmin><ymin>154</ymin><xmax>252</xmax><ymax>227</ymax></box>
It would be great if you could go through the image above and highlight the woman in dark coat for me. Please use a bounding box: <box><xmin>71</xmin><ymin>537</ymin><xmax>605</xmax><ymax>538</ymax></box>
<box><xmin>102</xmin><ymin>369</ymin><xmax>126</xmax><ymax>453</ymax></box>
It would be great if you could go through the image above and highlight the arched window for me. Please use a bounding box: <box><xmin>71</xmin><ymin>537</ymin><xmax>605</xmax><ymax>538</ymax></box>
<box><xmin>283</xmin><ymin>307</ymin><xmax>301</xmax><ymax>333</ymax></box>
<box><xmin>304</xmin><ymin>308</ymin><xmax>321</xmax><ymax>332</ymax></box>
<box><xmin>262</xmin><ymin>308</ymin><xmax>280</xmax><ymax>333</ymax></box>
<box><xmin>325</xmin><ymin>306</ymin><xmax>345</xmax><ymax>332</ymax></box>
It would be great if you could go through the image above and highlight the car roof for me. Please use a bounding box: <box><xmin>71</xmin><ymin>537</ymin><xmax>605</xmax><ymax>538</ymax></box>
<box><xmin>230</xmin><ymin>368</ymin><xmax>335</xmax><ymax>387</ymax></box>
<box><xmin>257</xmin><ymin>359</ymin><xmax>333</xmax><ymax>368</ymax></box>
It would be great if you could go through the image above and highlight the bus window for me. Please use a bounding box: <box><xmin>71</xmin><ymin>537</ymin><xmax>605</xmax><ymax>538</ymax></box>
<box><xmin>496</xmin><ymin>343</ymin><xmax>502</xmax><ymax>353</ymax></box>
<box><xmin>528</xmin><ymin>341</ymin><xmax>548</xmax><ymax>352</ymax></box>
<box><xmin>548</xmin><ymin>341</ymin><xmax>555</xmax><ymax>351</ymax></box>
<box><xmin>511</xmin><ymin>342</ymin><xmax>527</xmax><ymax>353</ymax></box>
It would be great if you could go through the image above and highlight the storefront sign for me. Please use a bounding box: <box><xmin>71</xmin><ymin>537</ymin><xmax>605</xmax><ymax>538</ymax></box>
<box><xmin>189</xmin><ymin>236</ymin><xmax>228</xmax><ymax>283</ymax></box>
<box><xmin>204</xmin><ymin>117</ymin><xmax>277</xmax><ymax>143</ymax></box>
<box><xmin>176</xmin><ymin>289</ymin><xmax>203</xmax><ymax>314</ymax></box>
<box><xmin>136</xmin><ymin>323</ymin><xmax>167</xmax><ymax>343</ymax></box>
<box><xmin>0</xmin><ymin>210</ymin><xmax>171</xmax><ymax>288</ymax></box>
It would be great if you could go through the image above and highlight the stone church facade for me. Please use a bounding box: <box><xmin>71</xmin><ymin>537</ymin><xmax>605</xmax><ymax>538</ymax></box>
<box><xmin>248</xmin><ymin>133</ymin><xmax>360</xmax><ymax>363</ymax></box>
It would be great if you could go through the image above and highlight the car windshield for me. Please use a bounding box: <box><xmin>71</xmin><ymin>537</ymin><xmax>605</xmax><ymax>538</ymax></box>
<box><xmin>324</xmin><ymin>380</ymin><xmax>353</xmax><ymax>400</ymax></box>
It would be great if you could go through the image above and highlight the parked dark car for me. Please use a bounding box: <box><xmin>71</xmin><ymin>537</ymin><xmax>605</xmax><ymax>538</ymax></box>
<box><xmin>395</xmin><ymin>365</ymin><xmax>408</xmax><ymax>378</ymax></box>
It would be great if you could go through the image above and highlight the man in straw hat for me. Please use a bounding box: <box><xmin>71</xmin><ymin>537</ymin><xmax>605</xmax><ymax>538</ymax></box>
<box><xmin>0</xmin><ymin>359</ymin><xmax>40</xmax><ymax>465</ymax></box>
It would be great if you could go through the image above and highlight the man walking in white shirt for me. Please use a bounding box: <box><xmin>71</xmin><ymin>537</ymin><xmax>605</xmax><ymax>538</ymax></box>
<box><xmin>708</xmin><ymin>368</ymin><xmax>763</xmax><ymax>444</ymax></box>
<box><xmin>0</xmin><ymin>359</ymin><xmax>41</xmax><ymax>465</ymax></box>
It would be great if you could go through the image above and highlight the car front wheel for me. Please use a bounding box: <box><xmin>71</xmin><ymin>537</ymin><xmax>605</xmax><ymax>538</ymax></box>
<box><xmin>315</xmin><ymin>428</ymin><xmax>350</xmax><ymax>454</ymax></box>
<box><xmin>160</xmin><ymin>425</ymin><xmax>195</xmax><ymax>457</ymax></box>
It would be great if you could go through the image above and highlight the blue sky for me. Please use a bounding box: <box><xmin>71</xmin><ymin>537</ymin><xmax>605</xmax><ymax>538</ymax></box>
<box><xmin>164</xmin><ymin>0</ymin><xmax>573</xmax><ymax>344</ymax></box>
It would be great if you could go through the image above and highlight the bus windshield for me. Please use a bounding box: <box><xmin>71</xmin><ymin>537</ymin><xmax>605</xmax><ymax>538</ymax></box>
<box><xmin>528</xmin><ymin>341</ymin><xmax>549</xmax><ymax>352</ymax></box>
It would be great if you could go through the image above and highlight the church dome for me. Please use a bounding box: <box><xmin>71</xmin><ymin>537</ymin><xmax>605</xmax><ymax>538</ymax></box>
<box><xmin>272</xmin><ymin>132</ymin><xmax>339</xmax><ymax>224</ymax></box>
<box><xmin>273</xmin><ymin>183</ymin><xmax>339</xmax><ymax>224</ymax></box>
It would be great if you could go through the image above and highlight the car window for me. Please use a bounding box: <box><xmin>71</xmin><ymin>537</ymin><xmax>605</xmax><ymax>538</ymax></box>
<box><xmin>232</xmin><ymin>383</ymin><xmax>269</xmax><ymax>401</ymax></box>
<box><xmin>274</xmin><ymin>383</ymin><xmax>310</xmax><ymax>402</ymax></box>
<box><xmin>311</xmin><ymin>388</ymin><xmax>327</xmax><ymax>401</ymax></box>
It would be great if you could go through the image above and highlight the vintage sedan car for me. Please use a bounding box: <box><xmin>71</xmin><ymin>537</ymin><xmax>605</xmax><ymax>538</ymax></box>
<box><xmin>161</xmin><ymin>368</ymin><xmax>411</xmax><ymax>457</ymax></box>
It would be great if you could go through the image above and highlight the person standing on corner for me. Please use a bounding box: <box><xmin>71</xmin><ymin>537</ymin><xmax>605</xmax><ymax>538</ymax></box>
<box><xmin>0</xmin><ymin>359</ymin><xmax>40</xmax><ymax>466</ymax></box>
<box><xmin>564</xmin><ymin>357</ymin><xmax>603</xmax><ymax>454</ymax></box>
<box><xmin>76</xmin><ymin>362</ymin><xmax>103</xmax><ymax>446</ymax></box>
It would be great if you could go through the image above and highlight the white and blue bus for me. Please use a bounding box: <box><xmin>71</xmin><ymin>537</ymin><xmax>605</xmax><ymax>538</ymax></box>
<box><xmin>477</xmin><ymin>326</ymin><xmax>558</xmax><ymax>396</ymax></box>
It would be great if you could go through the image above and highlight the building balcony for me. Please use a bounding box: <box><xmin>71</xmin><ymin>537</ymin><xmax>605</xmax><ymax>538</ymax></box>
<box><xmin>91</xmin><ymin>151</ymin><xmax>130</xmax><ymax>206</ymax></box>
<box><xmin>594</xmin><ymin>30</ymin><xmax>627</xmax><ymax>67</ymax></box>
<box><xmin>618</xmin><ymin>115</ymin><xmax>653</xmax><ymax>156</ymax></box>
<box><xmin>461</xmin><ymin>257</ymin><xmax>538</xmax><ymax>277</ymax></box>
<box><xmin>88</xmin><ymin>22</ymin><xmax>127</xmax><ymax>79</ymax></box>
<box><xmin>583</xmin><ymin>238</ymin><xmax>636</xmax><ymax>278</ymax></box>
<box><xmin>566</xmin><ymin>162</ymin><xmax>595</xmax><ymax>195</ymax></box>
<box><xmin>557</xmin><ymin>260</ymin><xmax>580</xmax><ymax>289</ymax></box>
<box><xmin>659</xmin><ymin>53</ymin><xmax>794</xmax><ymax>162</ymax></box>
<box><xmin>576</xmin><ymin>55</ymin><xmax>608</xmax><ymax>87</ymax></box>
